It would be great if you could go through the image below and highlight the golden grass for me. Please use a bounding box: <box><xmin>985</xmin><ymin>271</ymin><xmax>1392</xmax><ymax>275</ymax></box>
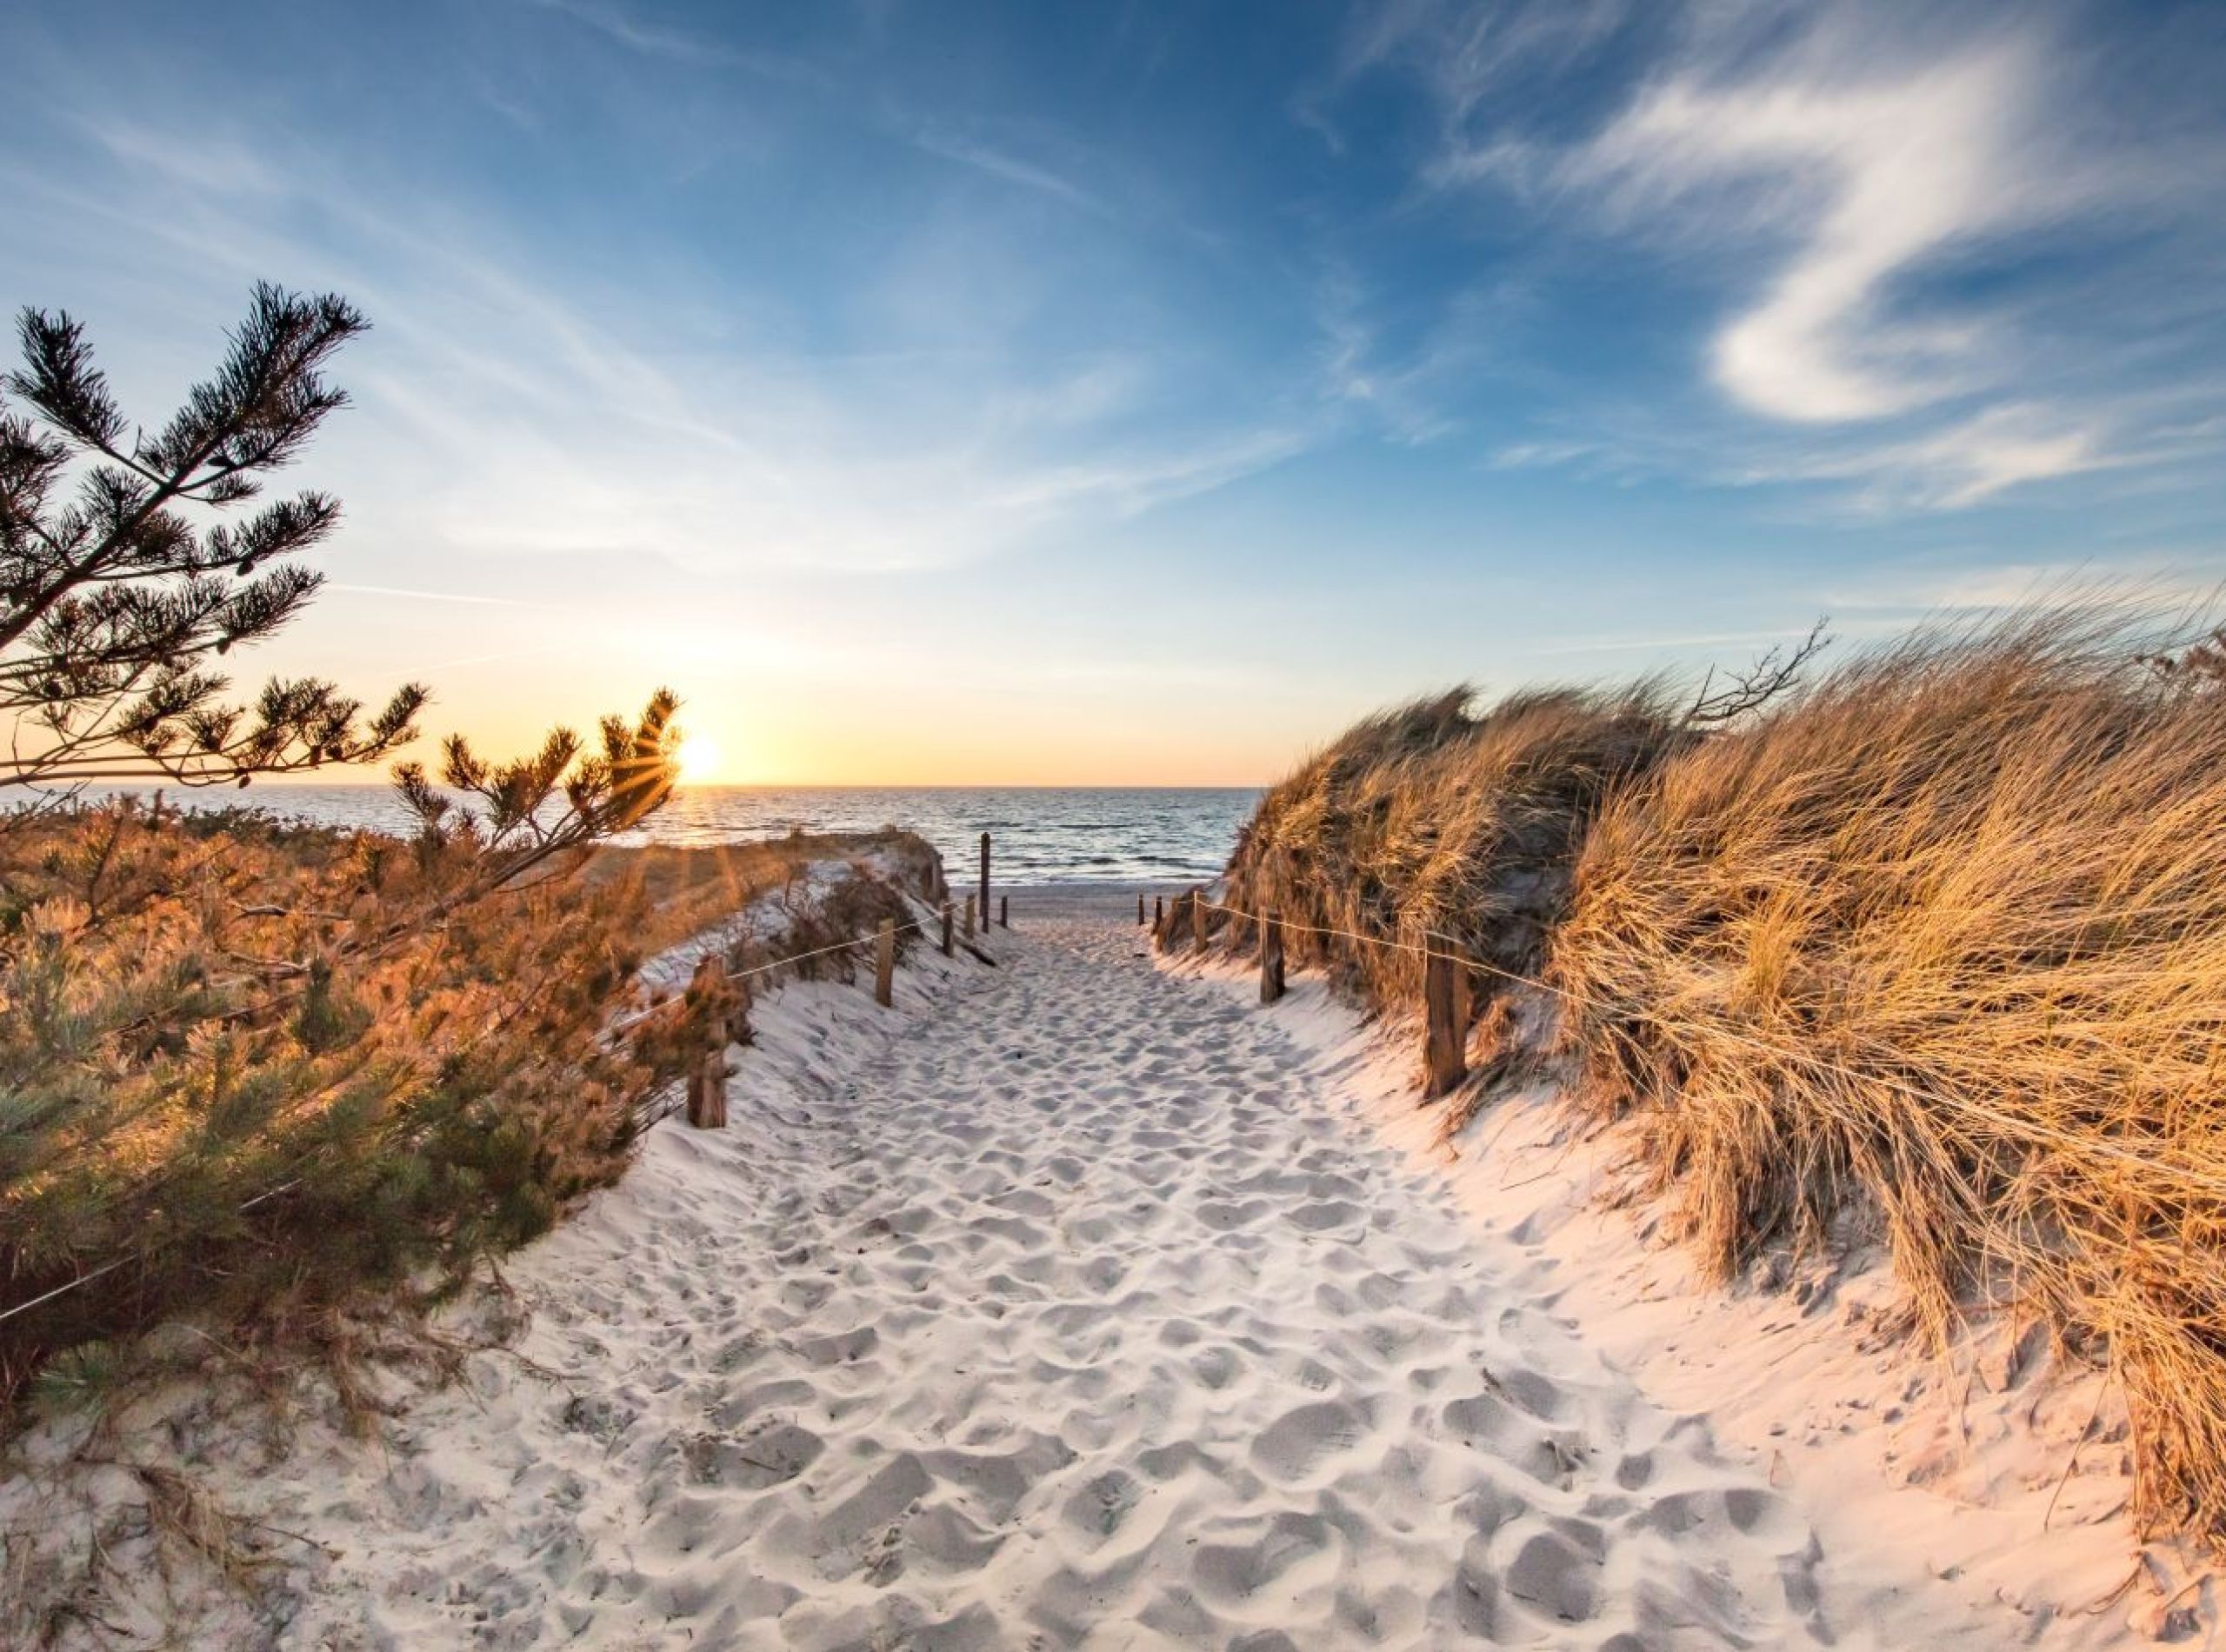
<box><xmin>1227</xmin><ymin>606</ymin><xmax>2226</xmax><ymax>1548</ymax></box>
<box><xmin>1557</xmin><ymin>610</ymin><xmax>2226</xmax><ymax>1545</ymax></box>
<box><xmin>1223</xmin><ymin>683</ymin><xmax>1684</xmax><ymax>1015</ymax></box>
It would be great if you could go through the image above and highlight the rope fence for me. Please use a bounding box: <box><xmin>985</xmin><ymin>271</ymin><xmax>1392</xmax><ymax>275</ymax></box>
<box><xmin>1153</xmin><ymin>889</ymin><xmax>2226</xmax><ymax>1202</ymax></box>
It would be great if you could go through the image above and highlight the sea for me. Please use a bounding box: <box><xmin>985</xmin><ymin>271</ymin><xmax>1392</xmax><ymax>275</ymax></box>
<box><xmin>93</xmin><ymin>785</ymin><xmax>1262</xmax><ymax>888</ymax></box>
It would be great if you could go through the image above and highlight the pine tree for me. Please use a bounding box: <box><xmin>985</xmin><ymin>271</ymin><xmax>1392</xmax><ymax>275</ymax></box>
<box><xmin>0</xmin><ymin>285</ymin><xmax>690</xmax><ymax>1416</ymax></box>
<box><xmin>0</xmin><ymin>283</ymin><xmax>425</xmax><ymax>789</ymax></box>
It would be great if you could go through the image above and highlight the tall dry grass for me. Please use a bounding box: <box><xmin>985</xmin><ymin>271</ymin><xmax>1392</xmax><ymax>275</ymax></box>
<box><xmin>1222</xmin><ymin>684</ymin><xmax>1683</xmax><ymax>1099</ymax></box>
<box><xmin>1556</xmin><ymin>610</ymin><xmax>2226</xmax><ymax>1545</ymax></box>
<box><xmin>1225</xmin><ymin>606</ymin><xmax>2226</xmax><ymax>1547</ymax></box>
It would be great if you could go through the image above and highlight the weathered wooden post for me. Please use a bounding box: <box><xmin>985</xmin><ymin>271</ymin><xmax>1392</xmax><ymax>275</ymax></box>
<box><xmin>1154</xmin><ymin>894</ymin><xmax>1163</xmax><ymax>929</ymax></box>
<box><xmin>874</xmin><ymin>918</ymin><xmax>896</xmax><ymax>1007</ymax></box>
<box><xmin>686</xmin><ymin>1049</ymin><xmax>727</xmax><ymax>1129</ymax></box>
<box><xmin>999</xmin><ymin>894</ymin><xmax>1009</xmax><ymax>929</ymax></box>
<box><xmin>963</xmin><ymin>893</ymin><xmax>976</xmax><ymax>940</ymax></box>
<box><xmin>1260</xmin><ymin>909</ymin><xmax>1285</xmax><ymax>1004</ymax></box>
<box><xmin>1191</xmin><ymin>889</ymin><xmax>1210</xmax><ymax>953</ymax></box>
<box><xmin>979</xmin><ymin>832</ymin><xmax>990</xmax><ymax>936</ymax></box>
<box><xmin>1137</xmin><ymin>892</ymin><xmax>1147</xmax><ymax>926</ymax></box>
<box><xmin>941</xmin><ymin>903</ymin><xmax>954</xmax><ymax>956</ymax></box>
<box><xmin>684</xmin><ymin>953</ymin><xmax>730</xmax><ymax>1129</ymax></box>
<box><xmin>1423</xmin><ymin>945</ymin><xmax>1470</xmax><ymax>1097</ymax></box>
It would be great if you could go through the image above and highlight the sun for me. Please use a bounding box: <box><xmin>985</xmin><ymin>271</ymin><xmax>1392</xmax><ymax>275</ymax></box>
<box><xmin>675</xmin><ymin>732</ymin><xmax>723</xmax><ymax>784</ymax></box>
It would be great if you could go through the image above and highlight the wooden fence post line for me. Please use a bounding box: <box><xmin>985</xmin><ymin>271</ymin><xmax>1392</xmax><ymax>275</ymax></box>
<box><xmin>999</xmin><ymin>895</ymin><xmax>1009</xmax><ymax>929</ymax></box>
<box><xmin>979</xmin><ymin>832</ymin><xmax>990</xmax><ymax>936</ymax></box>
<box><xmin>1423</xmin><ymin>946</ymin><xmax>1470</xmax><ymax>1098</ymax></box>
<box><xmin>1260</xmin><ymin>909</ymin><xmax>1286</xmax><ymax>1004</ymax></box>
<box><xmin>1191</xmin><ymin>890</ymin><xmax>1210</xmax><ymax>953</ymax></box>
<box><xmin>941</xmin><ymin>903</ymin><xmax>954</xmax><ymax>956</ymax></box>
<box><xmin>963</xmin><ymin>893</ymin><xmax>976</xmax><ymax>939</ymax></box>
<box><xmin>874</xmin><ymin>918</ymin><xmax>896</xmax><ymax>1007</ymax></box>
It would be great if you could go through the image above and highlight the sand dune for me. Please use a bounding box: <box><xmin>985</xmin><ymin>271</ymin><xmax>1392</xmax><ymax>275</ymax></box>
<box><xmin>162</xmin><ymin>911</ymin><xmax>2065</xmax><ymax>1648</ymax></box>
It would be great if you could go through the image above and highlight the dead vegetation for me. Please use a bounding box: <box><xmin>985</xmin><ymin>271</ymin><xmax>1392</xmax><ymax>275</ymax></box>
<box><xmin>1221</xmin><ymin>603</ymin><xmax>2226</xmax><ymax>1550</ymax></box>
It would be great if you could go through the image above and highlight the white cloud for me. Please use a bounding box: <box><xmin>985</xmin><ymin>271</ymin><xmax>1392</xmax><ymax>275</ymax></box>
<box><xmin>1566</xmin><ymin>34</ymin><xmax>2051</xmax><ymax>424</ymax></box>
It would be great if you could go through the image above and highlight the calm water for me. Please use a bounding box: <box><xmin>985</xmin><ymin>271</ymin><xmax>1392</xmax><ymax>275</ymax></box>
<box><xmin>103</xmin><ymin>785</ymin><xmax>1260</xmax><ymax>886</ymax></box>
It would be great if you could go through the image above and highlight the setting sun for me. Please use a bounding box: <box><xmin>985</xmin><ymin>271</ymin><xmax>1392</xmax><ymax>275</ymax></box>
<box><xmin>675</xmin><ymin>733</ymin><xmax>723</xmax><ymax>784</ymax></box>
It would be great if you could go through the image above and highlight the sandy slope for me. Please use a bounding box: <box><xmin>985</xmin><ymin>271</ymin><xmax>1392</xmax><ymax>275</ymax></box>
<box><xmin>171</xmin><ymin>913</ymin><xmax>2064</xmax><ymax>1649</ymax></box>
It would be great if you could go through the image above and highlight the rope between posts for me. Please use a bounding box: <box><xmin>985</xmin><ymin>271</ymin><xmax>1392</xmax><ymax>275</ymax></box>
<box><xmin>605</xmin><ymin>901</ymin><xmax>971</xmax><ymax>1036</ymax></box>
<box><xmin>0</xmin><ymin>1176</ymin><xmax>311</xmax><ymax>1329</ymax></box>
<box><xmin>1</xmin><ymin>902</ymin><xmax>976</xmax><ymax>1329</ymax></box>
<box><xmin>1185</xmin><ymin>895</ymin><xmax>2226</xmax><ymax>1202</ymax></box>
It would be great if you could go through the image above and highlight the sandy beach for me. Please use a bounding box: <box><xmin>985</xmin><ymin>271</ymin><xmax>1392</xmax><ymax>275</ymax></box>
<box><xmin>90</xmin><ymin>899</ymin><xmax>2151</xmax><ymax>1649</ymax></box>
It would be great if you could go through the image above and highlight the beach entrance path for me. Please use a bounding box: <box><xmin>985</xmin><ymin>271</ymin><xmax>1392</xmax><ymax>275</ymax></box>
<box><xmin>241</xmin><ymin>914</ymin><xmax>1994</xmax><ymax>1650</ymax></box>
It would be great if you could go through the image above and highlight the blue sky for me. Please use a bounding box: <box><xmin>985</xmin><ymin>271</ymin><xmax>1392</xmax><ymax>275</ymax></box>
<box><xmin>4</xmin><ymin>0</ymin><xmax>2223</xmax><ymax>783</ymax></box>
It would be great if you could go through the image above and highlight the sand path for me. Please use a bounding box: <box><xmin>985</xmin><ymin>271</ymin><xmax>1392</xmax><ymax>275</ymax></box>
<box><xmin>247</xmin><ymin>916</ymin><xmax>1987</xmax><ymax>1649</ymax></box>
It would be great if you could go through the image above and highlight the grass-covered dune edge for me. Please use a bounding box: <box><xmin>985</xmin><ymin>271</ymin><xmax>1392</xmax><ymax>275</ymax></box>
<box><xmin>0</xmin><ymin>810</ymin><xmax>945</xmax><ymax>1428</ymax></box>
<box><xmin>1208</xmin><ymin>606</ymin><xmax>2226</xmax><ymax>1552</ymax></box>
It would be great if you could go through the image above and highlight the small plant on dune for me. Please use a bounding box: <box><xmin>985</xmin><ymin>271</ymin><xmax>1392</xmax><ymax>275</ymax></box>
<box><xmin>0</xmin><ymin>286</ymin><xmax>687</xmax><ymax>1419</ymax></box>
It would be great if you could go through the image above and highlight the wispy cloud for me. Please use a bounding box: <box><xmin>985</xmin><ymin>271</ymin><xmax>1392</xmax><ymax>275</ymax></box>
<box><xmin>523</xmin><ymin>0</ymin><xmax>828</xmax><ymax>86</ymax></box>
<box><xmin>1740</xmin><ymin>403</ymin><xmax>2118</xmax><ymax>510</ymax></box>
<box><xmin>904</xmin><ymin>123</ymin><xmax>1117</xmax><ymax>219</ymax></box>
<box><xmin>1308</xmin><ymin>0</ymin><xmax>1633</xmax><ymax>151</ymax></box>
<box><xmin>34</xmin><ymin>101</ymin><xmax>1307</xmax><ymax>578</ymax></box>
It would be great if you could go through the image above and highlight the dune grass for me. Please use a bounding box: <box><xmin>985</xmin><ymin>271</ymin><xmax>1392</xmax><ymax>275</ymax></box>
<box><xmin>1217</xmin><ymin>684</ymin><xmax>1685</xmax><ymax>1111</ymax></box>
<box><xmin>1223</xmin><ymin>606</ymin><xmax>2226</xmax><ymax>1548</ymax></box>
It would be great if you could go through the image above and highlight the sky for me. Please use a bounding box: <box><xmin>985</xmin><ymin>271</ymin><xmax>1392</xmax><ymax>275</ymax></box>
<box><xmin>3</xmin><ymin>0</ymin><xmax>2223</xmax><ymax>785</ymax></box>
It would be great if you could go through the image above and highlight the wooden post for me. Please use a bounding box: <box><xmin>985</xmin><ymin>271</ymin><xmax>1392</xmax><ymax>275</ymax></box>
<box><xmin>1423</xmin><ymin>946</ymin><xmax>1470</xmax><ymax>1098</ymax></box>
<box><xmin>1138</xmin><ymin>892</ymin><xmax>1147</xmax><ymax>926</ymax></box>
<box><xmin>874</xmin><ymin>918</ymin><xmax>895</xmax><ymax>1007</ymax></box>
<box><xmin>1154</xmin><ymin>894</ymin><xmax>1163</xmax><ymax>929</ymax></box>
<box><xmin>1191</xmin><ymin>889</ymin><xmax>1209</xmax><ymax>953</ymax></box>
<box><xmin>941</xmin><ymin>903</ymin><xmax>954</xmax><ymax>956</ymax></box>
<box><xmin>963</xmin><ymin>893</ymin><xmax>976</xmax><ymax>939</ymax></box>
<box><xmin>1260</xmin><ymin>909</ymin><xmax>1285</xmax><ymax>1004</ymax></box>
<box><xmin>999</xmin><ymin>894</ymin><xmax>1009</xmax><ymax>929</ymax></box>
<box><xmin>686</xmin><ymin>953</ymin><xmax>732</xmax><ymax>1129</ymax></box>
<box><xmin>685</xmin><ymin>1049</ymin><xmax>728</xmax><ymax>1129</ymax></box>
<box><xmin>979</xmin><ymin>832</ymin><xmax>990</xmax><ymax>936</ymax></box>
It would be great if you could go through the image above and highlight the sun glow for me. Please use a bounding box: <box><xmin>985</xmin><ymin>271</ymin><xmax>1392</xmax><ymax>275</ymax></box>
<box><xmin>675</xmin><ymin>733</ymin><xmax>723</xmax><ymax>784</ymax></box>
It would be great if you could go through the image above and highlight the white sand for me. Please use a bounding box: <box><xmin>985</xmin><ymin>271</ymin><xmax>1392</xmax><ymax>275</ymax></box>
<box><xmin>1166</xmin><ymin>945</ymin><xmax>2207</xmax><ymax>1647</ymax></box>
<box><xmin>48</xmin><ymin>909</ymin><xmax>2178</xmax><ymax>1647</ymax></box>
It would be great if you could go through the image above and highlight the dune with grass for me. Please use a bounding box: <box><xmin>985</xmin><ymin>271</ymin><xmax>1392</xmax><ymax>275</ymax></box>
<box><xmin>1203</xmin><ymin>603</ymin><xmax>2226</xmax><ymax>1638</ymax></box>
